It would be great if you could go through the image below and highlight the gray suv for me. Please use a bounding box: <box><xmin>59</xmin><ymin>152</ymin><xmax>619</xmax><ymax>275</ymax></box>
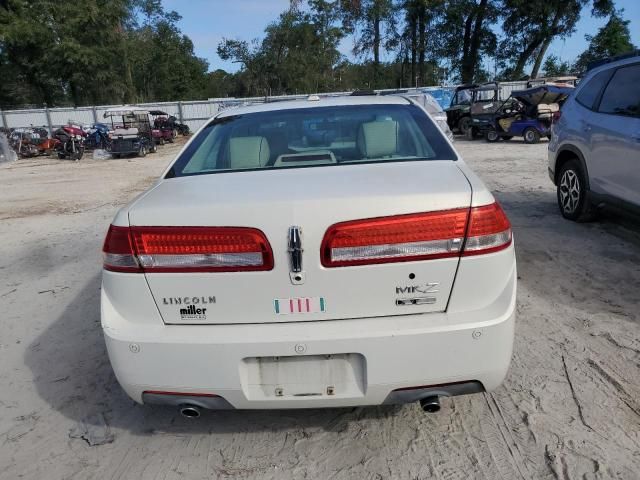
<box><xmin>548</xmin><ymin>52</ymin><xmax>640</xmax><ymax>221</ymax></box>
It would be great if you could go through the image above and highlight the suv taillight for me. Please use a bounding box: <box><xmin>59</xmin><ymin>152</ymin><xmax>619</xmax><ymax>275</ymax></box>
<box><xmin>103</xmin><ymin>225</ymin><xmax>274</xmax><ymax>273</ymax></box>
<box><xmin>321</xmin><ymin>202</ymin><xmax>511</xmax><ymax>267</ymax></box>
<box><xmin>552</xmin><ymin>110</ymin><xmax>562</xmax><ymax>124</ymax></box>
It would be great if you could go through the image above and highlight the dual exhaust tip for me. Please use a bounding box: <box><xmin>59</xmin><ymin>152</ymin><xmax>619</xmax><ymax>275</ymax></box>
<box><xmin>179</xmin><ymin>397</ymin><xmax>441</xmax><ymax>418</ymax></box>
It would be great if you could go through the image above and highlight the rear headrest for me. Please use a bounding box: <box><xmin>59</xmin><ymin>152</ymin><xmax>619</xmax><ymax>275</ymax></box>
<box><xmin>357</xmin><ymin>120</ymin><xmax>398</xmax><ymax>158</ymax></box>
<box><xmin>537</xmin><ymin>103</ymin><xmax>559</xmax><ymax>112</ymax></box>
<box><xmin>229</xmin><ymin>136</ymin><xmax>270</xmax><ymax>169</ymax></box>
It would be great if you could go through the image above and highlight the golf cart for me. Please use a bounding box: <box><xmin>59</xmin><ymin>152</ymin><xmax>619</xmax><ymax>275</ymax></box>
<box><xmin>445</xmin><ymin>83</ymin><xmax>478</xmax><ymax>135</ymax></box>
<box><xmin>103</xmin><ymin>107</ymin><xmax>157</xmax><ymax>158</ymax></box>
<box><xmin>149</xmin><ymin>110</ymin><xmax>176</xmax><ymax>145</ymax></box>
<box><xmin>479</xmin><ymin>85</ymin><xmax>574</xmax><ymax>144</ymax></box>
<box><xmin>467</xmin><ymin>82</ymin><xmax>502</xmax><ymax>138</ymax></box>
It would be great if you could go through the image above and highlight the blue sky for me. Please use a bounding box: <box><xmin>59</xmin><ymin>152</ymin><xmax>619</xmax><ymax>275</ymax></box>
<box><xmin>163</xmin><ymin>0</ymin><xmax>640</xmax><ymax>73</ymax></box>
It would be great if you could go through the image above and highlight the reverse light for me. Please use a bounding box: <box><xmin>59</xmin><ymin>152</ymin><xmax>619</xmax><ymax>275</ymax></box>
<box><xmin>321</xmin><ymin>202</ymin><xmax>511</xmax><ymax>267</ymax></box>
<box><xmin>103</xmin><ymin>225</ymin><xmax>274</xmax><ymax>272</ymax></box>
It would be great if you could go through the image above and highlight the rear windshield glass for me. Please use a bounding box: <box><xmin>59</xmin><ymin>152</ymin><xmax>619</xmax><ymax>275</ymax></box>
<box><xmin>166</xmin><ymin>104</ymin><xmax>456</xmax><ymax>178</ymax></box>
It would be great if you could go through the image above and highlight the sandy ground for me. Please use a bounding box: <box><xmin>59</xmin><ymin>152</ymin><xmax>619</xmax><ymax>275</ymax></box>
<box><xmin>0</xmin><ymin>137</ymin><xmax>639</xmax><ymax>480</ymax></box>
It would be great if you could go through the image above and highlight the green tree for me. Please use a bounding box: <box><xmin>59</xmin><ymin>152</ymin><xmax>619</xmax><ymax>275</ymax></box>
<box><xmin>500</xmin><ymin>0</ymin><xmax>613</xmax><ymax>79</ymax></box>
<box><xmin>218</xmin><ymin>6</ymin><xmax>343</xmax><ymax>96</ymax></box>
<box><xmin>0</xmin><ymin>0</ymin><xmax>209</xmax><ymax>106</ymax></box>
<box><xmin>400</xmin><ymin>0</ymin><xmax>445</xmax><ymax>87</ymax></box>
<box><xmin>541</xmin><ymin>54</ymin><xmax>571</xmax><ymax>77</ymax></box>
<box><xmin>574</xmin><ymin>10</ymin><xmax>636</xmax><ymax>72</ymax></box>
<box><xmin>340</xmin><ymin>0</ymin><xmax>397</xmax><ymax>87</ymax></box>
<box><xmin>435</xmin><ymin>0</ymin><xmax>499</xmax><ymax>83</ymax></box>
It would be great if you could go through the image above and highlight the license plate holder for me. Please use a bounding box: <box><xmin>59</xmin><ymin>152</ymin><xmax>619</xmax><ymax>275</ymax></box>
<box><xmin>241</xmin><ymin>353</ymin><xmax>365</xmax><ymax>400</ymax></box>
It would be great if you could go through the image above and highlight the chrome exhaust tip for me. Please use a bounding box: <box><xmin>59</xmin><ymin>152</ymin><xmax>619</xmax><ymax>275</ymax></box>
<box><xmin>419</xmin><ymin>396</ymin><xmax>441</xmax><ymax>413</ymax></box>
<box><xmin>179</xmin><ymin>405</ymin><xmax>201</xmax><ymax>419</ymax></box>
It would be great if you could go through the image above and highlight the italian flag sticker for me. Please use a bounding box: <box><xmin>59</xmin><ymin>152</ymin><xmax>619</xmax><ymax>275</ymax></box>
<box><xmin>274</xmin><ymin>297</ymin><xmax>326</xmax><ymax>315</ymax></box>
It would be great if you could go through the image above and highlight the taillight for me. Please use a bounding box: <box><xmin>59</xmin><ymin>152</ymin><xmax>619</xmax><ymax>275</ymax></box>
<box><xmin>462</xmin><ymin>202</ymin><xmax>512</xmax><ymax>256</ymax></box>
<box><xmin>321</xmin><ymin>209</ymin><xmax>469</xmax><ymax>267</ymax></box>
<box><xmin>103</xmin><ymin>225</ymin><xmax>141</xmax><ymax>272</ymax></box>
<box><xmin>552</xmin><ymin>110</ymin><xmax>562</xmax><ymax>124</ymax></box>
<box><xmin>102</xmin><ymin>225</ymin><xmax>273</xmax><ymax>272</ymax></box>
<box><xmin>321</xmin><ymin>202</ymin><xmax>511</xmax><ymax>267</ymax></box>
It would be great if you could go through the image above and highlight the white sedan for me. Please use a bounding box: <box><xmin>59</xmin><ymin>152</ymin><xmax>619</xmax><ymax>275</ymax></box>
<box><xmin>101</xmin><ymin>95</ymin><xmax>516</xmax><ymax>416</ymax></box>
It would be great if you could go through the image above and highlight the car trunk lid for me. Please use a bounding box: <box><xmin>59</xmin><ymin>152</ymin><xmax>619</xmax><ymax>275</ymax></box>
<box><xmin>128</xmin><ymin>160</ymin><xmax>472</xmax><ymax>324</ymax></box>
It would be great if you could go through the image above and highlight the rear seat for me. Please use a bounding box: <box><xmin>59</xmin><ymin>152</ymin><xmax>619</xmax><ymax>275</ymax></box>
<box><xmin>537</xmin><ymin>103</ymin><xmax>559</xmax><ymax>119</ymax></box>
<box><xmin>113</xmin><ymin>127</ymin><xmax>139</xmax><ymax>138</ymax></box>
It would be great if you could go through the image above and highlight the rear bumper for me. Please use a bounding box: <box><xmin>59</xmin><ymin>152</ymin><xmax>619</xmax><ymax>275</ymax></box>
<box><xmin>102</xmin><ymin>281</ymin><xmax>515</xmax><ymax>409</ymax></box>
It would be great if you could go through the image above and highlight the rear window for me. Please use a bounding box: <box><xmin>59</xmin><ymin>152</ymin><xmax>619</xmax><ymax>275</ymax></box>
<box><xmin>166</xmin><ymin>104</ymin><xmax>456</xmax><ymax>178</ymax></box>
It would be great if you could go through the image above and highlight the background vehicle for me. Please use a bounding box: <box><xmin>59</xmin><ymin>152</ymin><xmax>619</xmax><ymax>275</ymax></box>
<box><xmin>8</xmin><ymin>127</ymin><xmax>54</xmax><ymax>157</ymax></box>
<box><xmin>482</xmin><ymin>85</ymin><xmax>573</xmax><ymax>144</ymax></box>
<box><xmin>421</xmin><ymin>87</ymin><xmax>455</xmax><ymax>110</ymax></box>
<box><xmin>445</xmin><ymin>83</ymin><xmax>478</xmax><ymax>135</ymax></box>
<box><xmin>150</xmin><ymin>110</ymin><xmax>177</xmax><ymax>143</ymax></box>
<box><xmin>104</xmin><ymin>107</ymin><xmax>157</xmax><ymax>158</ymax></box>
<box><xmin>397</xmin><ymin>91</ymin><xmax>454</xmax><ymax>140</ymax></box>
<box><xmin>166</xmin><ymin>115</ymin><xmax>190</xmax><ymax>136</ymax></box>
<box><xmin>53</xmin><ymin>125</ymin><xmax>86</xmax><ymax>160</ymax></box>
<box><xmin>101</xmin><ymin>96</ymin><xmax>516</xmax><ymax>413</ymax></box>
<box><xmin>84</xmin><ymin>123</ymin><xmax>111</xmax><ymax>150</ymax></box>
<box><xmin>9</xmin><ymin>128</ymin><xmax>39</xmax><ymax>157</ymax></box>
<box><xmin>468</xmin><ymin>83</ymin><xmax>502</xmax><ymax>138</ymax></box>
<box><xmin>549</xmin><ymin>51</ymin><xmax>640</xmax><ymax>221</ymax></box>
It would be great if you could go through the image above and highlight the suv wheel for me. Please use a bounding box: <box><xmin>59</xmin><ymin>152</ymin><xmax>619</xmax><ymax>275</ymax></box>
<box><xmin>557</xmin><ymin>159</ymin><xmax>595</xmax><ymax>222</ymax></box>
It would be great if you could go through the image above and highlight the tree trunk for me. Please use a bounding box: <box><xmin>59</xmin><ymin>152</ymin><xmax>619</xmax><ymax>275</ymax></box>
<box><xmin>373</xmin><ymin>11</ymin><xmax>380</xmax><ymax>86</ymax></box>
<box><xmin>460</xmin><ymin>8</ymin><xmax>475</xmax><ymax>83</ymax></box>
<box><xmin>410</xmin><ymin>14</ymin><xmax>417</xmax><ymax>86</ymax></box>
<box><xmin>530</xmin><ymin>9</ymin><xmax>563</xmax><ymax>79</ymax></box>
<box><xmin>530</xmin><ymin>38</ymin><xmax>551</xmax><ymax>79</ymax></box>
<box><xmin>513</xmin><ymin>36</ymin><xmax>543</xmax><ymax>79</ymax></box>
<box><xmin>467</xmin><ymin>0</ymin><xmax>488</xmax><ymax>82</ymax></box>
<box><xmin>418</xmin><ymin>4</ymin><xmax>426</xmax><ymax>86</ymax></box>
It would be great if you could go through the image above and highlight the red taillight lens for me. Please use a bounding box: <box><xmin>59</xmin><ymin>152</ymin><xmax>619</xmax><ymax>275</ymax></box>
<box><xmin>552</xmin><ymin>110</ymin><xmax>562</xmax><ymax>124</ymax></box>
<box><xmin>102</xmin><ymin>225</ymin><xmax>273</xmax><ymax>272</ymax></box>
<box><xmin>103</xmin><ymin>225</ymin><xmax>141</xmax><ymax>272</ymax></box>
<box><xmin>321</xmin><ymin>203</ymin><xmax>511</xmax><ymax>267</ymax></box>
<box><xmin>321</xmin><ymin>209</ymin><xmax>469</xmax><ymax>267</ymax></box>
<box><xmin>463</xmin><ymin>202</ymin><xmax>512</xmax><ymax>256</ymax></box>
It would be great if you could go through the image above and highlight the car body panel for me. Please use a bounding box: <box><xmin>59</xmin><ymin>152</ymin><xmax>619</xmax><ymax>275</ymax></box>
<box><xmin>102</xmin><ymin>244</ymin><xmax>515</xmax><ymax>408</ymax></box>
<box><xmin>549</xmin><ymin>55</ymin><xmax>640</xmax><ymax>214</ymax></box>
<box><xmin>128</xmin><ymin>160</ymin><xmax>473</xmax><ymax>324</ymax></box>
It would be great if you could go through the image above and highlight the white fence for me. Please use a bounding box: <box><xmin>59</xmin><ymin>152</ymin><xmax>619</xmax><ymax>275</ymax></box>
<box><xmin>0</xmin><ymin>82</ymin><xmax>529</xmax><ymax>134</ymax></box>
<box><xmin>0</xmin><ymin>100</ymin><xmax>224</xmax><ymax>135</ymax></box>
